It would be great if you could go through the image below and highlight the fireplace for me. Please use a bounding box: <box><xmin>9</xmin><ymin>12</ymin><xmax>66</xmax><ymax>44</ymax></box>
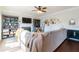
<box><xmin>22</xmin><ymin>27</ymin><xmax>31</xmax><ymax>32</ymax></box>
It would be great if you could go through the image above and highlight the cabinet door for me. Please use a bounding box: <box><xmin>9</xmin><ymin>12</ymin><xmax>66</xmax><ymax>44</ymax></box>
<box><xmin>75</xmin><ymin>31</ymin><xmax>79</xmax><ymax>39</ymax></box>
<box><xmin>67</xmin><ymin>30</ymin><xmax>74</xmax><ymax>38</ymax></box>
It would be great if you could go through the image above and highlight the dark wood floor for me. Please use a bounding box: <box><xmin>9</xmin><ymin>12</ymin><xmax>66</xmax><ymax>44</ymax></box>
<box><xmin>54</xmin><ymin>39</ymin><xmax>79</xmax><ymax>52</ymax></box>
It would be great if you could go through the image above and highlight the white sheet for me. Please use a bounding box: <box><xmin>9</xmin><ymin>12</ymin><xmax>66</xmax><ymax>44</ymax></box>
<box><xmin>44</xmin><ymin>24</ymin><xmax>63</xmax><ymax>32</ymax></box>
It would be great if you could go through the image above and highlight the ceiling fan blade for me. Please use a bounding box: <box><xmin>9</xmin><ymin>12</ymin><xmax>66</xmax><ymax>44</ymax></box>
<box><xmin>33</xmin><ymin>6</ymin><xmax>47</xmax><ymax>13</ymax></box>
<box><xmin>43</xmin><ymin>7</ymin><xmax>47</xmax><ymax>9</ymax></box>
<box><xmin>42</xmin><ymin>10</ymin><xmax>47</xmax><ymax>12</ymax></box>
<box><xmin>43</xmin><ymin>11</ymin><xmax>46</xmax><ymax>12</ymax></box>
<box><xmin>34</xmin><ymin>6</ymin><xmax>41</xmax><ymax>10</ymax></box>
<box><xmin>34</xmin><ymin>6</ymin><xmax>38</xmax><ymax>8</ymax></box>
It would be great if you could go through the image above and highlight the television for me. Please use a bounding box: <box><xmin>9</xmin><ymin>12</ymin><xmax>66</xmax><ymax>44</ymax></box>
<box><xmin>22</xmin><ymin>17</ymin><xmax>32</xmax><ymax>23</ymax></box>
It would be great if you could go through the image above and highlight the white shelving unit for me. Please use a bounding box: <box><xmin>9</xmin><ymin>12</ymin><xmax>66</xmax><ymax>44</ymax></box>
<box><xmin>2</xmin><ymin>15</ymin><xmax>18</xmax><ymax>39</ymax></box>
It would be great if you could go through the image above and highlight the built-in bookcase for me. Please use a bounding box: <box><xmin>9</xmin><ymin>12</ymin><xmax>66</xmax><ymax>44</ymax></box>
<box><xmin>2</xmin><ymin>15</ymin><xmax>18</xmax><ymax>39</ymax></box>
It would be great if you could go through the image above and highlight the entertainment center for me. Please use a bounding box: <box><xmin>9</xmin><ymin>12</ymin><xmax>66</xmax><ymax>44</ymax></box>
<box><xmin>22</xmin><ymin>17</ymin><xmax>40</xmax><ymax>32</ymax></box>
<box><xmin>2</xmin><ymin>15</ymin><xmax>18</xmax><ymax>39</ymax></box>
<box><xmin>2</xmin><ymin>15</ymin><xmax>41</xmax><ymax>39</ymax></box>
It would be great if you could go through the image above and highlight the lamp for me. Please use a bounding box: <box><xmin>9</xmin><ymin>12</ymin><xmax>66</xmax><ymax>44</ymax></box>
<box><xmin>37</xmin><ymin>10</ymin><xmax>43</xmax><ymax>14</ymax></box>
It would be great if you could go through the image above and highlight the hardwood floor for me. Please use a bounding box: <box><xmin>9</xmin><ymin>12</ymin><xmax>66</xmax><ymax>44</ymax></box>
<box><xmin>54</xmin><ymin>39</ymin><xmax>79</xmax><ymax>52</ymax></box>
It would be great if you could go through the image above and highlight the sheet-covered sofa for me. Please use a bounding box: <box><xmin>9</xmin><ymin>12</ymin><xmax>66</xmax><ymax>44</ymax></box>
<box><xmin>42</xmin><ymin>29</ymin><xmax>67</xmax><ymax>52</ymax></box>
<box><xmin>19</xmin><ymin>28</ymin><xmax>67</xmax><ymax>52</ymax></box>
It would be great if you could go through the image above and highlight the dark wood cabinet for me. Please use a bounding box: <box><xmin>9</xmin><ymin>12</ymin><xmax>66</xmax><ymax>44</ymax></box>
<box><xmin>75</xmin><ymin>31</ymin><xmax>79</xmax><ymax>39</ymax></box>
<box><xmin>67</xmin><ymin>30</ymin><xmax>79</xmax><ymax>40</ymax></box>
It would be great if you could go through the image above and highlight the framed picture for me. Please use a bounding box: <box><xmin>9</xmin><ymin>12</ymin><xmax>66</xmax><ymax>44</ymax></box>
<box><xmin>69</xmin><ymin>19</ymin><xmax>75</xmax><ymax>25</ymax></box>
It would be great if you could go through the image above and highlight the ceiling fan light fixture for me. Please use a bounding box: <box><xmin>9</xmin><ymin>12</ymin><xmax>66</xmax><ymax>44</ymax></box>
<box><xmin>37</xmin><ymin>10</ymin><xmax>43</xmax><ymax>14</ymax></box>
<box><xmin>33</xmin><ymin>6</ymin><xmax>47</xmax><ymax>14</ymax></box>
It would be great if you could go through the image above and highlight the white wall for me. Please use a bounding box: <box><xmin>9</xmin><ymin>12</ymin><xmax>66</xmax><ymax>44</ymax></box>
<box><xmin>0</xmin><ymin>7</ymin><xmax>4</xmax><ymax>40</ymax></box>
<box><xmin>2</xmin><ymin>9</ymin><xmax>37</xmax><ymax>28</ymax></box>
<box><xmin>2</xmin><ymin>10</ymin><xmax>33</xmax><ymax>22</ymax></box>
<box><xmin>40</xmin><ymin>7</ymin><xmax>79</xmax><ymax>26</ymax></box>
<box><xmin>0</xmin><ymin>13</ymin><xmax>2</xmax><ymax>40</ymax></box>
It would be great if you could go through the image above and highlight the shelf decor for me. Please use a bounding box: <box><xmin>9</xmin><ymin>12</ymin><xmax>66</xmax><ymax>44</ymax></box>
<box><xmin>2</xmin><ymin>15</ymin><xmax>18</xmax><ymax>39</ymax></box>
<box><xmin>69</xmin><ymin>18</ymin><xmax>75</xmax><ymax>25</ymax></box>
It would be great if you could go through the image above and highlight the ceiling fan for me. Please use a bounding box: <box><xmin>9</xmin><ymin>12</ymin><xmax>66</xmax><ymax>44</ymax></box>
<box><xmin>32</xmin><ymin>6</ymin><xmax>47</xmax><ymax>13</ymax></box>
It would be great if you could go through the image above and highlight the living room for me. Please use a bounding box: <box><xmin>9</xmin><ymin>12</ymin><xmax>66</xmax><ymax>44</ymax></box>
<box><xmin>0</xmin><ymin>6</ymin><xmax>79</xmax><ymax>52</ymax></box>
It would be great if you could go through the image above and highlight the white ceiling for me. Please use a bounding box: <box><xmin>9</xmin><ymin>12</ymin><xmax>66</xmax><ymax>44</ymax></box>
<box><xmin>46</xmin><ymin>6</ymin><xmax>76</xmax><ymax>13</ymax></box>
<box><xmin>3</xmin><ymin>6</ymin><xmax>76</xmax><ymax>13</ymax></box>
<box><xmin>2</xmin><ymin>6</ymin><xmax>77</xmax><ymax>17</ymax></box>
